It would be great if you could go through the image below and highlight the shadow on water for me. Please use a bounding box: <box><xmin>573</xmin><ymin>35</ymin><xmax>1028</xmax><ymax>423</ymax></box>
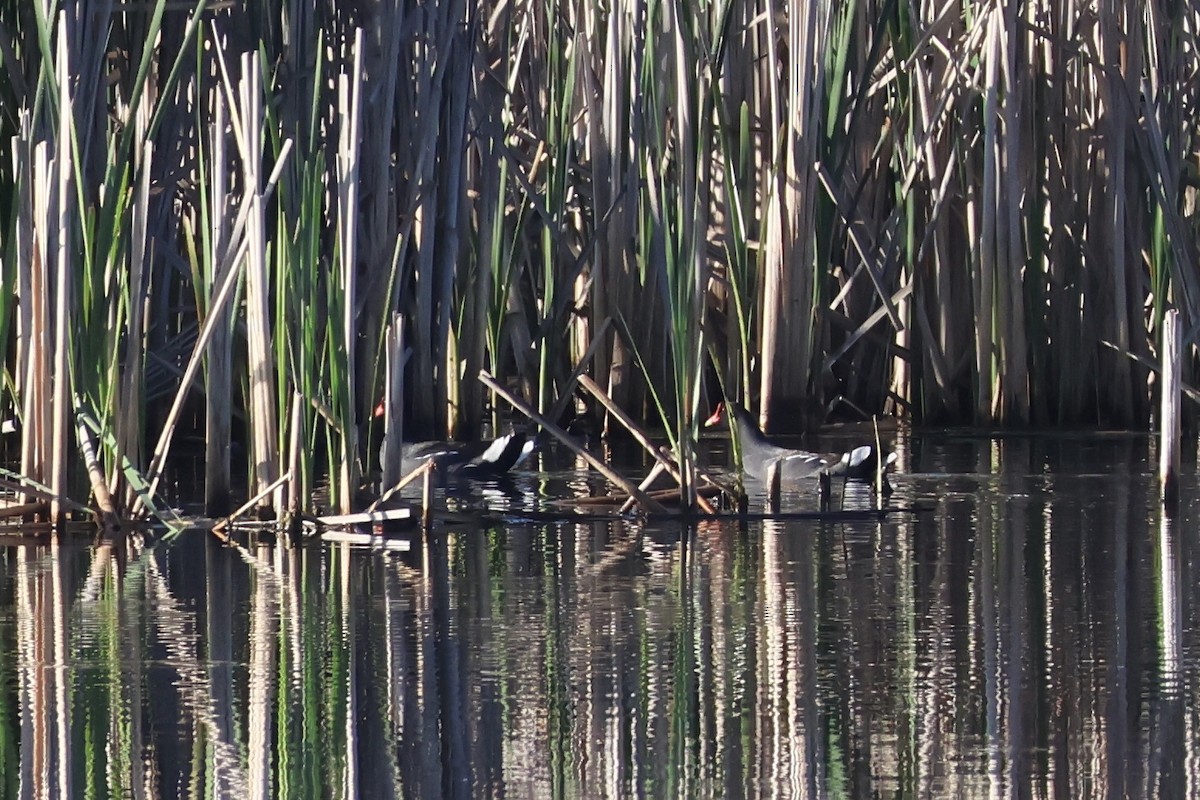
<box><xmin>0</xmin><ymin>431</ymin><xmax>1198</xmax><ymax>798</ymax></box>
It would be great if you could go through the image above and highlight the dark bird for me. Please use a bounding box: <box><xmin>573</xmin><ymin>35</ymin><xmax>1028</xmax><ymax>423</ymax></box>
<box><xmin>375</xmin><ymin>401</ymin><xmax>534</xmax><ymax>479</ymax></box>
<box><xmin>399</xmin><ymin>430</ymin><xmax>535</xmax><ymax>478</ymax></box>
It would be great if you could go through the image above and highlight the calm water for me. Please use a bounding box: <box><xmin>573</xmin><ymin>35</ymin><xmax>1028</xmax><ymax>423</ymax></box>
<box><xmin>1</xmin><ymin>430</ymin><xmax>1198</xmax><ymax>799</ymax></box>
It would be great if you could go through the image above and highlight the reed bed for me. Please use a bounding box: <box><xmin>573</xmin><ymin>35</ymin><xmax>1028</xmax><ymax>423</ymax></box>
<box><xmin>0</xmin><ymin>0</ymin><xmax>1197</xmax><ymax>523</ymax></box>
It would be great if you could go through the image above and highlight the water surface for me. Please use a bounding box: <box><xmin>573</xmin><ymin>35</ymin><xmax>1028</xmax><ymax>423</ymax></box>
<box><xmin>0</xmin><ymin>431</ymin><xmax>1197</xmax><ymax>798</ymax></box>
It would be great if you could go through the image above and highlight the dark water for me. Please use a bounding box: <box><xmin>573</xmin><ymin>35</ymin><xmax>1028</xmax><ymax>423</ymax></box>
<box><xmin>1</xmin><ymin>430</ymin><xmax>1198</xmax><ymax>799</ymax></box>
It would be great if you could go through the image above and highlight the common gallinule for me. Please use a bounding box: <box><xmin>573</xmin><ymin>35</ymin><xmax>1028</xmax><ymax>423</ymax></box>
<box><xmin>399</xmin><ymin>431</ymin><xmax>534</xmax><ymax>477</ymax></box>
<box><xmin>704</xmin><ymin>402</ymin><xmax>833</xmax><ymax>481</ymax></box>
<box><xmin>375</xmin><ymin>403</ymin><xmax>534</xmax><ymax>479</ymax></box>
<box><xmin>705</xmin><ymin>402</ymin><xmax>897</xmax><ymax>490</ymax></box>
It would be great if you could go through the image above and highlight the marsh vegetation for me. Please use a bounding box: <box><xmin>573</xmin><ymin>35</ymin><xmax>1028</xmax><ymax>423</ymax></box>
<box><xmin>0</xmin><ymin>0</ymin><xmax>1196</xmax><ymax>521</ymax></box>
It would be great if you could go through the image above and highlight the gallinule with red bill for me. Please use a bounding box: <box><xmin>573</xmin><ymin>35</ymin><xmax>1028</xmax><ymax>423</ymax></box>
<box><xmin>704</xmin><ymin>402</ymin><xmax>896</xmax><ymax>492</ymax></box>
<box><xmin>704</xmin><ymin>402</ymin><xmax>832</xmax><ymax>481</ymax></box>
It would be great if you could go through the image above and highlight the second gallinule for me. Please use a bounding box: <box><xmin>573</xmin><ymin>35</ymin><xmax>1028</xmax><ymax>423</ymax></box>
<box><xmin>705</xmin><ymin>402</ymin><xmax>897</xmax><ymax>490</ymax></box>
<box><xmin>704</xmin><ymin>402</ymin><xmax>833</xmax><ymax>481</ymax></box>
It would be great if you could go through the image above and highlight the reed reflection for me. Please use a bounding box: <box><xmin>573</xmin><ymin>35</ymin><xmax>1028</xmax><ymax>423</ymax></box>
<box><xmin>0</xmin><ymin>435</ymin><xmax>1197</xmax><ymax>797</ymax></box>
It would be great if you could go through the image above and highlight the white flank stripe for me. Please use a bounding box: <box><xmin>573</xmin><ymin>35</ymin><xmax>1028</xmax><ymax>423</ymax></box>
<box><xmin>479</xmin><ymin>433</ymin><xmax>513</xmax><ymax>464</ymax></box>
<box><xmin>512</xmin><ymin>438</ymin><xmax>535</xmax><ymax>468</ymax></box>
<box><xmin>848</xmin><ymin>446</ymin><xmax>872</xmax><ymax>467</ymax></box>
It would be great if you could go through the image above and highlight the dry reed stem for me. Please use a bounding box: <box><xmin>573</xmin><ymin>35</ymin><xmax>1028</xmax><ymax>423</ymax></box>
<box><xmin>544</xmin><ymin>316</ymin><xmax>613</xmax><ymax>426</ymax></box>
<box><xmin>380</xmin><ymin>313</ymin><xmax>406</xmax><ymax>489</ymax></box>
<box><xmin>115</xmin><ymin>139</ymin><xmax>153</xmax><ymax>509</ymax></box>
<box><xmin>578</xmin><ymin>375</ymin><xmax>723</xmax><ymax>513</ymax></box>
<box><xmin>1099</xmin><ymin>340</ymin><xmax>1200</xmax><ymax>404</ymax></box>
<box><xmin>336</xmin><ymin>29</ymin><xmax>365</xmax><ymax>513</ymax></box>
<box><xmin>287</xmin><ymin>392</ymin><xmax>303</xmax><ymax>518</ymax></box>
<box><xmin>976</xmin><ymin>8</ymin><xmax>1000</xmax><ymax>423</ymax></box>
<box><xmin>317</xmin><ymin>508</ymin><xmax>415</xmax><ymax>528</ymax></box>
<box><xmin>205</xmin><ymin>95</ymin><xmax>233</xmax><ymax>515</ymax></box>
<box><xmin>240</xmin><ymin>52</ymin><xmax>280</xmax><ymax>513</ymax></box>
<box><xmin>618</xmin><ymin>461</ymin><xmax>667</xmax><ymax>515</ymax></box>
<box><xmin>568</xmin><ymin>484</ymin><xmax>724</xmax><ymax>509</ymax></box>
<box><xmin>368</xmin><ymin>459</ymin><xmax>436</xmax><ymax>515</ymax></box>
<box><xmin>137</xmin><ymin>234</ymin><xmax>251</xmax><ymax>512</ymax></box>
<box><xmin>1159</xmin><ymin>309</ymin><xmax>1181</xmax><ymax>508</ymax></box>
<box><xmin>0</xmin><ymin>474</ymin><xmax>89</xmax><ymax>513</ymax></box>
<box><xmin>0</xmin><ymin>503</ymin><xmax>47</xmax><ymax>520</ymax></box>
<box><xmin>17</xmin><ymin>129</ymin><xmax>49</xmax><ymax>504</ymax></box>
<box><xmin>478</xmin><ymin>370</ymin><xmax>667</xmax><ymax>512</ymax></box>
<box><xmin>75</xmin><ymin>402</ymin><xmax>121</xmax><ymax>533</ymax></box>
<box><xmin>49</xmin><ymin>20</ymin><xmax>72</xmax><ymax>525</ymax></box>
<box><xmin>817</xmin><ymin>165</ymin><xmax>905</xmax><ymax>331</ymax></box>
<box><xmin>422</xmin><ymin>463</ymin><xmax>435</xmax><ymax>529</ymax></box>
<box><xmin>214</xmin><ymin>472</ymin><xmax>293</xmax><ymax>534</ymax></box>
<box><xmin>823</xmin><ymin>283</ymin><xmax>916</xmax><ymax>372</ymax></box>
<box><xmin>136</xmin><ymin>140</ymin><xmax>293</xmax><ymax>514</ymax></box>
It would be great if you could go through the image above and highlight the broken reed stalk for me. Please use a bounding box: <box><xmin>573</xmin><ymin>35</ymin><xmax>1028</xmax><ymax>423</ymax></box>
<box><xmin>543</xmin><ymin>316</ymin><xmax>614</xmax><ymax>427</ymax></box>
<box><xmin>75</xmin><ymin>403</ymin><xmax>120</xmax><ymax>533</ymax></box>
<box><xmin>1159</xmin><ymin>309</ymin><xmax>1181</xmax><ymax>509</ymax></box>
<box><xmin>578</xmin><ymin>375</ymin><xmax>722</xmax><ymax>513</ymax></box>
<box><xmin>0</xmin><ymin>474</ymin><xmax>90</xmax><ymax>513</ymax></box>
<box><xmin>616</xmin><ymin>460</ymin><xmax>720</xmax><ymax>515</ymax></box>
<box><xmin>367</xmin><ymin>458</ymin><xmax>435</xmax><ymax>514</ymax></box>
<box><xmin>1099</xmin><ymin>340</ymin><xmax>1200</xmax><ymax>403</ymax></box>
<box><xmin>478</xmin><ymin>370</ymin><xmax>668</xmax><ymax>512</ymax></box>
<box><xmin>569</xmin><ymin>485</ymin><xmax>724</xmax><ymax>508</ymax></box>
<box><xmin>618</xmin><ymin>461</ymin><xmax>667</xmax><ymax>515</ymax></box>
<box><xmin>214</xmin><ymin>472</ymin><xmax>293</xmax><ymax>534</ymax></box>
<box><xmin>316</xmin><ymin>507</ymin><xmax>414</xmax><ymax>528</ymax></box>
<box><xmin>0</xmin><ymin>503</ymin><xmax>47</xmax><ymax>520</ymax></box>
<box><xmin>135</xmin><ymin>139</ymin><xmax>294</xmax><ymax>515</ymax></box>
<box><xmin>136</xmin><ymin>234</ymin><xmax>251</xmax><ymax>513</ymax></box>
